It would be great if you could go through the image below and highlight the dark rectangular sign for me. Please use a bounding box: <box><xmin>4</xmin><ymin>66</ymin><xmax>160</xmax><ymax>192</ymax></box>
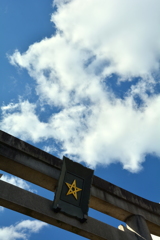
<box><xmin>53</xmin><ymin>156</ymin><xmax>94</xmax><ymax>222</ymax></box>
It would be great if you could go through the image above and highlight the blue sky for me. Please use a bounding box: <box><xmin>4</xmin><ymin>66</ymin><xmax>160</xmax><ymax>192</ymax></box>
<box><xmin>0</xmin><ymin>0</ymin><xmax>160</xmax><ymax>239</ymax></box>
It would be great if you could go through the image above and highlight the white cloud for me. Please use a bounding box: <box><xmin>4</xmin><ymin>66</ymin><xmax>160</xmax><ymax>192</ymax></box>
<box><xmin>0</xmin><ymin>207</ymin><xmax>4</xmax><ymax>212</ymax></box>
<box><xmin>1</xmin><ymin>95</ymin><xmax>160</xmax><ymax>172</ymax></box>
<box><xmin>1</xmin><ymin>0</ymin><xmax>160</xmax><ymax>172</ymax></box>
<box><xmin>52</xmin><ymin>0</ymin><xmax>160</xmax><ymax>78</ymax></box>
<box><xmin>1</xmin><ymin>175</ymin><xmax>37</xmax><ymax>193</ymax></box>
<box><xmin>43</xmin><ymin>145</ymin><xmax>57</xmax><ymax>154</ymax></box>
<box><xmin>52</xmin><ymin>94</ymin><xmax>160</xmax><ymax>172</ymax></box>
<box><xmin>1</xmin><ymin>101</ymin><xmax>48</xmax><ymax>143</ymax></box>
<box><xmin>0</xmin><ymin>220</ymin><xmax>47</xmax><ymax>240</ymax></box>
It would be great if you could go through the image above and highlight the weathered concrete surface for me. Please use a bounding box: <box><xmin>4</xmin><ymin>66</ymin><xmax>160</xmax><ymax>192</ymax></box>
<box><xmin>0</xmin><ymin>130</ymin><xmax>160</xmax><ymax>236</ymax></box>
<box><xmin>126</xmin><ymin>215</ymin><xmax>152</xmax><ymax>240</ymax></box>
<box><xmin>0</xmin><ymin>181</ymin><xmax>142</xmax><ymax>240</ymax></box>
<box><xmin>0</xmin><ymin>142</ymin><xmax>60</xmax><ymax>192</ymax></box>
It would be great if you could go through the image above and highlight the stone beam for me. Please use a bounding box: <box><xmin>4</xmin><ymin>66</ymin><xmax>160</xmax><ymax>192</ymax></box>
<box><xmin>0</xmin><ymin>130</ymin><xmax>160</xmax><ymax>236</ymax></box>
<box><xmin>0</xmin><ymin>180</ymin><xmax>142</xmax><ymax>240</ymax></box>
<box><xmin>126</xmin><ymin>215</ymin><xmax>152</xmax><ymax>240</ymax></box>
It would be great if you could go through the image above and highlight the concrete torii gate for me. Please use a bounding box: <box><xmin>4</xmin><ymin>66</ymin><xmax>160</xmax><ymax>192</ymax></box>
<box><xmin>0</xmin><ymin>130</ymin><xmax>160</xmax><ymax>240</ymax></box>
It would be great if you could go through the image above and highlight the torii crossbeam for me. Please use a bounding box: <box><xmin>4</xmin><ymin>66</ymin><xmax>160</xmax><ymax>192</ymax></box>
<box><xmin>0</xmin><ymin>130</ymin><xmax>160</xmax><ymax>239</ymax></box>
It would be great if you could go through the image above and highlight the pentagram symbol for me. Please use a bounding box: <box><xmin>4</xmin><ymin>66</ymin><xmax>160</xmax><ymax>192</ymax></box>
<box><xmin>65</xmin><ymin>179</ymin><xmax>82</xmax><ymax>200</ymax></box>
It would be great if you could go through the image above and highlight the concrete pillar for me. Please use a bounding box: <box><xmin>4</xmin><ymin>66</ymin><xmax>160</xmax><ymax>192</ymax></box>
<box><xmin>126</xmin><ymin>215</ymin><xmax>152</xmax><ymax>240</ymax></box>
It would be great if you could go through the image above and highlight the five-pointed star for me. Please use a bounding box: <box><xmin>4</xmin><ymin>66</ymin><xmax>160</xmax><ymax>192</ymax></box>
<box><xmin>65</xmin><ymin>179</ymin><xmax>82</xmax><ymax>200</ymax></box>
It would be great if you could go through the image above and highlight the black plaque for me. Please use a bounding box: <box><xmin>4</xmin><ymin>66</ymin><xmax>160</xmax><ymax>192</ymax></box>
<box><xmin>53</xmin><ymin>156</ymin><xmax>94</xmax><ymax>222</ymax></box>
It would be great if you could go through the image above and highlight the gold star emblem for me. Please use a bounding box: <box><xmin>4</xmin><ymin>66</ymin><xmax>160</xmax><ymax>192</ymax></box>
<box><xmin>65</xmin><ymin>179</ymin><xmax>82</xmax><ymax>200</ymax></box>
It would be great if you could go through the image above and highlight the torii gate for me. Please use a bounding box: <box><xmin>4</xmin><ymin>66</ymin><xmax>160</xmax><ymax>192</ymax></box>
<box><xmin>0</xmin><ymin>130</ymin><xmax>160</xmax><ymax>240</ymax></box>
